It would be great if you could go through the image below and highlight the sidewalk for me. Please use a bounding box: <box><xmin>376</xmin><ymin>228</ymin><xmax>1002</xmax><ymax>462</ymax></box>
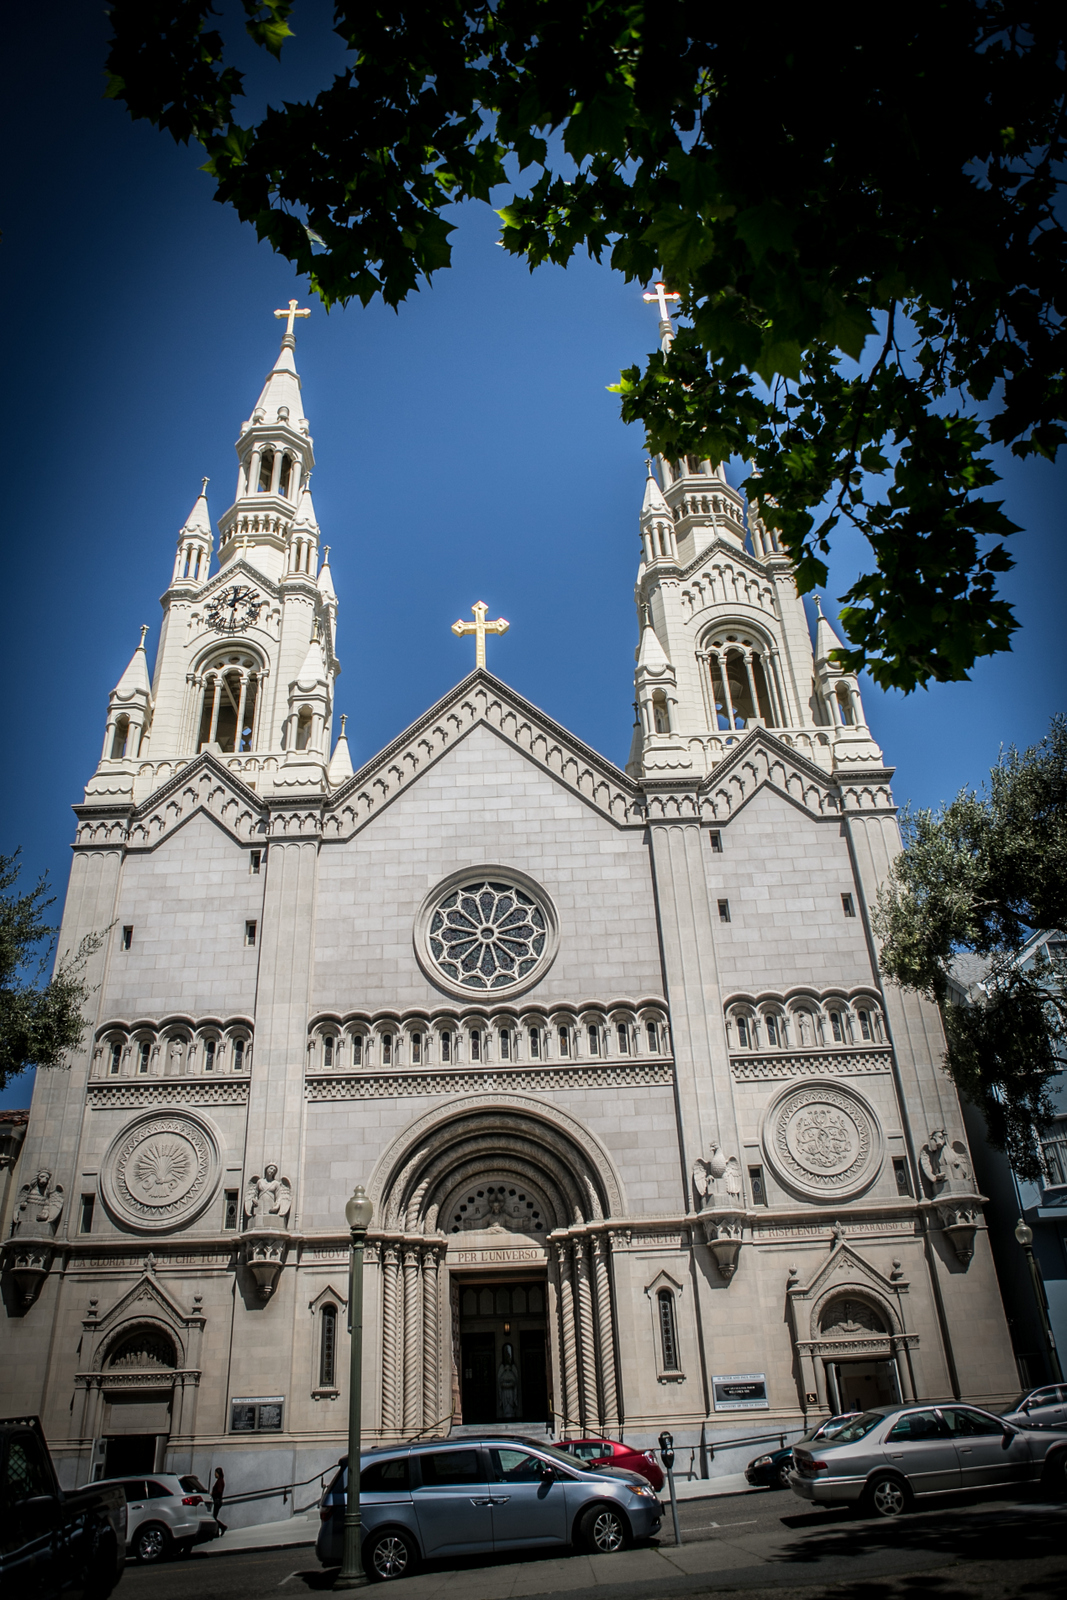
<box><xmin>202</xmin><ymin>1478</ymin><xmax>761</xmax><ymax>1556</ymax></box>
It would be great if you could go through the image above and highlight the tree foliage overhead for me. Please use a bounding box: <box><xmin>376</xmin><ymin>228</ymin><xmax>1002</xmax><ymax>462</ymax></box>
<box><xmin>0</xmin><ymin>853</ymin><xmax>102</xmax><ymax>1093</ymax></box>
<box><xmin>873</xmin><ymin>716</ymin><xmax>1067</xmax><ymax>1181</ymax></box>
<box><xmin>105</xmin><ymin>3</ymin><xmax>1066</xmax><ymax>691</ymax></box>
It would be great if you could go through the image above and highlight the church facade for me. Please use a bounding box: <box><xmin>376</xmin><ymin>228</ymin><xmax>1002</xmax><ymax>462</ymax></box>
<box><xmin>2</xmin><ymin>316</ymin><xmax>1018</xmax><ymax>1516</ymax></box>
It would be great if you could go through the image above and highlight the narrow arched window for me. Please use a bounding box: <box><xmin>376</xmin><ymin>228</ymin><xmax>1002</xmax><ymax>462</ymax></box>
<box><xmin>278</xmin><ymin>453</ymin><xmax>292</xmax><ymax>497</ymax></box>
<box><xmin>258</xmin><ymin>449</ymin><xmax>274</xmax><ymax>491</ymax></box>
<box><xmin>323</xmin><ymin>1035</ymin><xmax>334</xmax><ymax>1068</ymax></box>
<box><xmin>109</xmin><ymin>1041</ymin><xmax>122</xmax><ymax>1075</ymax></box>
<box><xmin>319</xmin><ymin>1304</ymin><xmax>337</xmax><ymax>1388</ymax></box>
<box><xmin>657</xmin><ymin>1290</ymin><xmax>680</xmax><ymax>1371</ymax></box>
<box><xmin>233</xmin><ymin>1038</ymin><xmax>246</xmax><ymax>1072</ymax></box>
<box><xmin>204</xmin><ymin>1039</ymin><xmax>217</xmax><ymax>1072</ymax></box>
<box><xmin>617</xmin><ymin>1023</ymin><xmax>630</xmax><ymax>1055</ymax></box>
<box><xmin>765</xmin><ymin>1014</ymin><xmax>779</xmax><ymax>1047</ymax></box>
<box><xmin>110</xmin><ymin>716</ymin><xmax>130</xmax><ymax>759</ymax></box>
<box><xmin>858</xmin><ymin>1009</ymin><xmax>872</xmax><ymax>1041</ymax></box>
<box><xmin>830</xmin><ymin>1012</ymin><xmax>844</xmax><ymax>1043</ymax></box>
<box><xmin>736</xmin><ymin>1016</ymin><xmax>749</xmax><ymax>1048</ymax></box>
<box><xmin>588</xmin><ymin>1025</ymin><xmax>600</xmax><ymax>1056</ymax></box>
<box><xmin>138</xmin><ymin>1041</ymin><xmax>151</xmax><ymax>1074</ymax></box>
<box><xmin>646</xmin><ymin>1020</ymin><xmax>658</xmax><ymax>1052</ymax></box>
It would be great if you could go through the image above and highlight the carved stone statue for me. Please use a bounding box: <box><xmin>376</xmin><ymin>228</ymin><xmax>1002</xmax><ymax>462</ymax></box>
<box><xmin>496</xmin><ymin>1343</ymin><xmax>520</xmax><ymax>1420</ymax></box>
<box><xmin>244</xmin><ymin>1163</ymin><xmax>292</xmax><ymax>1226</ymax></box>
<box><xmin>12</xmin><ymin>1170</ymin><xmax>64</xmax><ymax>1235</ymax></box>
<box><xmin>919</xmin><ymin>1129</ymin><xmax>973</xmax><ymax>1194</ymax></box>
<box><xmin>692</xmin><ymin>1144</ymin><xmax>743</xmax><ymax>1210</ymax></box>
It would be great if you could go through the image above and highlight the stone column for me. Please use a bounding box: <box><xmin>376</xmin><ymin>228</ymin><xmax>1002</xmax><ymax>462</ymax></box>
<box><xmin>555</xmin><ymin>1242</ymin><xmax>579</xmax><ymax>1432</ymax></box>
<box><xmin>574</xmin><ymin>1239</ymin><xmax>599</xmax><ymax>1431</ymax></box>
<box><xmin>591</xmin><ymin>1234</ymin><xmax>618</xmax><ymax>1429</ymax></box>
<box><xmin>381</xmin><ymin>1245</ymin><xmax>401</xmax><ymax>1434</ymax></box>
<box><xmin>402</xmin><ymin>1246</ymin><xmax>422</xmax><ymax>1432</ymax></box>
<box><xmin>422</xmin><ymin>1247</ymin><xmax>440</xmax><ymax>1430</ymax></box>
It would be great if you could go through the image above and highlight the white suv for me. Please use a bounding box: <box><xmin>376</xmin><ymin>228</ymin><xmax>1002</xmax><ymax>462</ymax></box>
<box><xmin>94</xmin><ymin>1473</ymin><xmax>217</xmax><ymax>1562</ymax></box>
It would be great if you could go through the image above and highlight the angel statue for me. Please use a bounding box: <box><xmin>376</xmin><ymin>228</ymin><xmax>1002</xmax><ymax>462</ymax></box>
<box><xmin>13</xmin><ymin>1169</ymin><xmax>65</xmax><ymax>1234</ymax></box>
<box><xmin>244</xmin><ymin>1163</ymin><xmax>293</xmax><ymax>1226</ymax></box>
<box><xmin>692</xmin><ymin>1144</ymin><xmax>743</xmax><ymax>1210</ymax></box>
<box><xmin>919</xmin><ymin>1129</ymin><xmax>973</xmax><ymax>1194</ymax></box>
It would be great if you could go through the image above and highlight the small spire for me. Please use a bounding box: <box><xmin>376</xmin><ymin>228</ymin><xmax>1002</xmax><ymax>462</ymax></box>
<box><xmin>813</xmin><ymin>597</ymin><xmax>847</xmax><ymax>666</ymax></box>
<box><xmin>181</xmin><ymin>482</ymin><xmax>212</xmax><ymax>538</ymax></box>
<box><xmin>641</xmin><ymin>472</ymin><xmax>671</xmax><ymax>519</ymax></box>
<box><xmin>139</xmin><ymin>624</ymin><xmax>149</xmax><ymax>648</ymax></box>
<box><xmin>113</xmin><ymin>629</ymin><xmax>152</xmax><ymax>697</ymax></box>
<box><xmin>327</xmin><ymin>715</ymin><xmax>354</xmax><ymax>786</ymax></box>
<box><xmin>636</xmin><ymin>620</ymin><xmax>671</xmax><ymax>672</ymax></box>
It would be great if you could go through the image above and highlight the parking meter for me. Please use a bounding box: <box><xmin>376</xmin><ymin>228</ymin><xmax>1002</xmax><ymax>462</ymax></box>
<box><xmin>658</xmin><ymin>1432</ymin><xmax>681</xmax><ymax>1545</ymax></box>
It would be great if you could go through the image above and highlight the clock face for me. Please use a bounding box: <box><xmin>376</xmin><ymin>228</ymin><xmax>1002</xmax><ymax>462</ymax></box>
<box><xmin>205</xmin><ymin>584</ymin><xmax>264</xmax><ymax>635</ymax></box>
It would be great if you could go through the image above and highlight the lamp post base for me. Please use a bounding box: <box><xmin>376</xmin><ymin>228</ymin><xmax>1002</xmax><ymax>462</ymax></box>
<box><xmin>331</xmin><ymin>1574</ymin><xmax>370</xmax><ymax>1590</ymax></box>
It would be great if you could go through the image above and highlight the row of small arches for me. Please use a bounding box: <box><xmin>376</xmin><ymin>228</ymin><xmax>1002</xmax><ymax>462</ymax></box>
<box><xmin>724</xmin><ymin>994</ymin><xmax>885</xmax><ymax>1051</ymax></box>
<box><xmin>307</xmin><ymin>1006</ymin><xmax>671</xmax><ymax>1070</ymax></box>
<box><xmin>93</xmin><ymin>1022</ymin><xmax>253</xmax><ymax>1078</ymax></box>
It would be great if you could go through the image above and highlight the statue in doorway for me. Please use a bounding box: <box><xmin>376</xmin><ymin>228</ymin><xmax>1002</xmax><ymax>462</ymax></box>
<box><xmin>497</xmin><ymin>1343</ymin><xmax>520</xmax><ymax>1420</ymax></box>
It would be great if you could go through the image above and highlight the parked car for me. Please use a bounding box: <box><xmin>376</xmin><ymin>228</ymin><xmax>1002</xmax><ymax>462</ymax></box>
<box><xmin>317</xmin><ymin>1435</ymin><xmax>663</xmax><ymax>1580</ymax></box>
<box><xmin>556</xmin><ymin>1437</ymin><xmax>665</xmax><ymax>1491</ymax></box>
<box><xmin>746</xmin><ymin>1414</ymin><xmax>859</xmax><ymax>1490</ymax></box>
<box><xmin>92</xmin><ymin>1474</ymin><xmax>216</xmax><ymax>1563</ymax></box>
<box><xmin>1000</xmin><ymin>1384</ymin><xmax>1067</xmax><ymax>1432</ymax></box>
<box><xmin>0</xmin><ymin>1415</ymin><xmax>126</xmax><ymax>1600</ymax></box>
<box><xmin>789</xmin><ymin>1401</ymin><xmax>1067</xmax><ymax>1517</ymax></box>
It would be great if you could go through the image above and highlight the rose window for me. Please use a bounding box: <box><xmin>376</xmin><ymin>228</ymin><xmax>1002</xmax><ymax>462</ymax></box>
<box><xmin>428</xmin><ymin>879</ymin><xmax>547</xmax><ymax>990</ymax></box>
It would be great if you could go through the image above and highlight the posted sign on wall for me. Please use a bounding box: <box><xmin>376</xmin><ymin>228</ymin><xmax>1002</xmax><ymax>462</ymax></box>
<box><xmin>712</xmin><ymin>1373</ymin><xmax>769</xmax><ymax>1411</ymax></box>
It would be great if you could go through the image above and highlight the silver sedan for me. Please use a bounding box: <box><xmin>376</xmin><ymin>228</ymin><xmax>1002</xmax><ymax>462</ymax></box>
<box><xmin>789</xmin><ymin>1402</ymin><xmax>1067</xmax><ymax>1518</ymax></box>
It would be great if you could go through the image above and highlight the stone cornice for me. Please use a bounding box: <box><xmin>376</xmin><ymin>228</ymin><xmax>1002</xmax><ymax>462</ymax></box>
<box><xmin>305</xmin><ymin>1059</ymin><xmax>675</xmax><ymax>1100</ymax></box>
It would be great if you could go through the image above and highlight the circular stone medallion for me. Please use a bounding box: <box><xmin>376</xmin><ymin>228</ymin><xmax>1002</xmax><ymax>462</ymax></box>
<box><xmin>101</xmin><ymin>1111</ymin><xmax>221</xmax><ymax>1232</ymax></box>
<box><xmin>414</xmin><ymin>866</ymin><xmax>559</xmax><ymax>999</ymax></box>
<box><xmin>761</xmin><ymin>1082</ymin><xmax>883</xmax><ymax>1200</ymax></box>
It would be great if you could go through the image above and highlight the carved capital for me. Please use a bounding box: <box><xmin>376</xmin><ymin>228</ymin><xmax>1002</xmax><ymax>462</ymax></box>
<box><xmin>241</xmin><ymin>1228</ymin><xmax>288</xmax><ymax>1300</ymax></box>
<box><xmin>2</xmin><ymin>1238</ymin><xmax>55</xmax><ymax>1309</ymax></box>
<box><xmin>699</xmin><ymin>1210</ymin><xmax>745</xmax><ymax>1282</ymax></box>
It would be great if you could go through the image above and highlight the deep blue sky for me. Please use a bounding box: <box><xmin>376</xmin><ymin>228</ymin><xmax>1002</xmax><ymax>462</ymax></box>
<box><xmin>1</xmin><ymin>4</ymin><xmax>1064</xmax><ymax>1107</ymax></box>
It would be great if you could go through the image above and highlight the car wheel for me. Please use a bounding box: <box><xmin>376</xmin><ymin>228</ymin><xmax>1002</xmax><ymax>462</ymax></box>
<box><xmin>580</xmin><ymin>1504</ymin><xmax>629</xmax><ymax>1554</ymax></box>
<box><xmin>364</xmin><ymin>1528</ymin><xmax>419</xmax><ymax>1582</ymax></box>
<box><xmin>864</xmin><ymin>1474</ymin><xmax>911</xmax><ymax>1518</ymax></box>
<box><xmin>774</xmin><ymin>1461</ymin><xmax>793</xmax><ymax>1491</ymax></box>
<box><xmin>133</xmin><ymin>1524</ymin><xmax>172</xmax><ymax>1563</ymax></box>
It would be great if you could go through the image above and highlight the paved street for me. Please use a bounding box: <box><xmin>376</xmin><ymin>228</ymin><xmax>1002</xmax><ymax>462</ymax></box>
<box><xmin>117</xmin><ymin>1485</ymin><xmax>1067</xmax><ymax>1600</ymax></box>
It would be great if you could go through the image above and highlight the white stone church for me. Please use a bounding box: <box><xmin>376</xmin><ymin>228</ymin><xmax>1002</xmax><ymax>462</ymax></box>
<box><xmin>2</xmin><ymin>310</ymin><xmax>1018</xmax><ymax>1515</ymax></box>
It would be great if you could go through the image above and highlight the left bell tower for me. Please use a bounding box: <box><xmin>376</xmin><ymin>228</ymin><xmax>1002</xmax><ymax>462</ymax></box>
<box><xmin>84</xmin><ymin>304</ymin><xmax>344</xmax><ymax>804</ymax></box>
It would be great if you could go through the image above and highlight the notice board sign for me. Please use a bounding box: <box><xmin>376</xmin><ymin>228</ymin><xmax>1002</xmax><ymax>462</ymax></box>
<box><xmin>712</xmin><ymin>1373</ymin><xmax>769</xmax><ymax>1411</ymax></box>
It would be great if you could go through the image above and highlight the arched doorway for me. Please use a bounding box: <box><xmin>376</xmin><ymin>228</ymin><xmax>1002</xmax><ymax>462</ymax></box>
<box><xmin>817</xmin><ymin>1295</ymin><xmax>903</xmax><ymax>1413</ymax></box>
<box><xmin>100</xmin><ymin>1325</ymin><xmax>178</xmax><ymax>1477</ymax></box>
<box><xmin>369</xmin><ymin>1096</ymin><xmax>625</xmax><ymax>1438</ymax></box>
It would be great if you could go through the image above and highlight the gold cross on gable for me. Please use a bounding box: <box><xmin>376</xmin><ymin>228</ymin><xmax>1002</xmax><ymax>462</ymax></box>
<box><xmin>274</xmin><ymin>298</ymin><xmax>311</xmax><ymax>337</ymax></box>
<box><xmin>452</xmin><ymin>600</ymin><xmax>509</xmax><ymax>670</ymax></box>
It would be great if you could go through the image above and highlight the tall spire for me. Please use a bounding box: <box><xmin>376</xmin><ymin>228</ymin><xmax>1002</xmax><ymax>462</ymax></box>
<box><xmin>216</xmin><ymin>309</ymin><xmax>316</xmax><ymax>582</ymax></box>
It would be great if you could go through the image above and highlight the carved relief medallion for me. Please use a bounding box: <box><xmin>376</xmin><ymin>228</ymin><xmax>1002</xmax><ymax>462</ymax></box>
<box><xmin>101</xmin><ymin>1111</ymin><xmax>221</xmax><ymax>1231</ymax></box>
<box><xmin>761</xmin><ymin>1082</ymin><xmax>883</xmax><ymax>1200</ymax></box>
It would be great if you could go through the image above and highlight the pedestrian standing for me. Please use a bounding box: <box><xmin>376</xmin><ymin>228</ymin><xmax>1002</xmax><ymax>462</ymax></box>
<box><xmin>211</xmin><ymin>1467</ymin><xmax>226</xmax><ymax>1535</ymax></box>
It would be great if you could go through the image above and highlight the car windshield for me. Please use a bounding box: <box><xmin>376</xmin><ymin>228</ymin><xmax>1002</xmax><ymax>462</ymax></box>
<box><xmin>798</xmin><ymin>1413</ymin><xmax>855</xmax><ymax>1445</ymax></box>
<box><xmin>1005</xmin><ymin>1393</ymin><xmax>1033</xmax><ymax>1413</ymax></box>
<box><xmin>821</xmin><ymin>1411</ymin><xmax>884</xmax><ymax>1444</ymax></box>
<box><xmin>530</xmin><ymin>1441</ymin><xmax>589</xmax><ymax>1473</ymax></box>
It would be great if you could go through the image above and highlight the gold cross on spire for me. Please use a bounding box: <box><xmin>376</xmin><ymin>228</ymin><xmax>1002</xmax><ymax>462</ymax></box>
<box><xmin>452</xmin><ymin>601</ymin><xmax>509</xmax><ymax>670</ymax></box>
<box><xmin>274</xmin><ymin>298</ymin><xmax>311</xmax><ymax>338</ymax></box>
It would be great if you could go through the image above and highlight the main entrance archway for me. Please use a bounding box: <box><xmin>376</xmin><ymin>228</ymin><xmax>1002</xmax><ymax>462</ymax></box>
<box><xmin>368</xmin><ymin>1096</ymin><xmax>626</xmax><ymax>1438</ymax></box>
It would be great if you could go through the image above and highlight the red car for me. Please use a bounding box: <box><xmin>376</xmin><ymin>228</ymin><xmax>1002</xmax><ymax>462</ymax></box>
<box><xmin>558</xmin><ymin>1436</ymin><xmax>665</xmax><ymax>1491</ymax></box>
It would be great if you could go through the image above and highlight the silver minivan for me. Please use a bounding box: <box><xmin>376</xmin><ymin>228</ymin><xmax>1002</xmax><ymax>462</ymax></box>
<box><xmin>317</xmin><ymin>1436</ymin><xmax>663</xmax><ymax>1580</ymax></box>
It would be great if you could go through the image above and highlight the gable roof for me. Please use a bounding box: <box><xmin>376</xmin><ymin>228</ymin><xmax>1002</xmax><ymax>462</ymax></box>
<box><xmin>325</xmin><ymin>669</ymin><xmax>644</xmax><ymax>839</ymax></box>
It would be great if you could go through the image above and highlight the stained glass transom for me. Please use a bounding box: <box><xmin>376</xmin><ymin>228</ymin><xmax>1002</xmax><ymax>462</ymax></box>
<box><xmin>428</xmin><ymin>879</ymin><xmax>547</xmax><ymax>991</ymax></box>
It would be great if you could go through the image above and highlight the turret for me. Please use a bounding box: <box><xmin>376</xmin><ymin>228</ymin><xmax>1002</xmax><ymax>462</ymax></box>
<box><xmin>171</xmin><ymin>481</ymin><xmax>214</xmax><ymax>589</ymax></box>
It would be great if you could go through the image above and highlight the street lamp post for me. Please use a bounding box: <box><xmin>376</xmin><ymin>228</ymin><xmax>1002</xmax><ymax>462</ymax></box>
<box><xmin>1015</xmin><ymin>1219</ymin><xmax>1063</xmax><ymax>1384</ymax></box>
<box><xmin>334</xmin><ymin>1184</ymin><xmax>374</xmax><ymax>1589</ymax></box>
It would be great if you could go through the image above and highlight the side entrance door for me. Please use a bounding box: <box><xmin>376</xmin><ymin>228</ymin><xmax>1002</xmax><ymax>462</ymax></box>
<box><xmin>411</xmin><ymin>1448</ymin><xmax>494</xmax><ymax>1556</ymax></box>
<box><xmin>487</xmin><ymin>1448</ymin><xmax>568</xmax><ymax>1549</ymax></box>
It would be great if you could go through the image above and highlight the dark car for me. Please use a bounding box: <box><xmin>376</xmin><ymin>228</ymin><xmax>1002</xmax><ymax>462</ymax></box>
<box><xmin>0</xmin><ymin>1415</ymin><xmax>126</xmax><ymax>1600</ymax></box>
<box><xmin>1000</xmin><ymin>1384</ymin><xmax>1067</xmax><ymax>1432</ymax></box>
<box><xmin>317</xmin><ymin>1435</ymin><xmax>662</xmax><ymax>1580</ymax></box>
<box><xmin>789</xmin><ymin>1401</ymin><xmax>1067</xmax><ymax>1517</ymax></box>
<box><xmin>746</xmin><ymin>1413</ymin><xmax>858</xmax><ymax>1490</ymax></box>
<box><xmin>556</xmin><ymin>1437</ymin><xmax>665</xmax><ymax>1491</ymax></box>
